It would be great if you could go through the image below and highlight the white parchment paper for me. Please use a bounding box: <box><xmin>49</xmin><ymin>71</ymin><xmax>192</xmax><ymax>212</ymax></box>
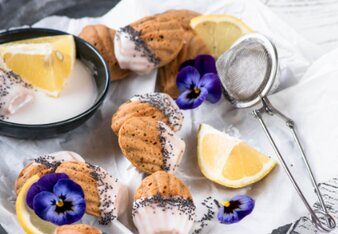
<box><xmin>1</xmin><ymin>0</ymin><xmax>337</xmax><ymax>233</ymax></box>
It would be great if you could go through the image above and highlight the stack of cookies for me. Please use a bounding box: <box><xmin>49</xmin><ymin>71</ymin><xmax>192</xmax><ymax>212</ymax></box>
<box><xmin>15</xmin><ymin>151</ymin><xmax>128</xmax><ymax>225</ymax></box>
<box><xmin>79</xmin><ymin>9</ymin><xmax>209</xmax><ymax>98</ymax></box>
<box><xmin>112</xmin><ymin>92</ymin><xmax>196</xmax><ymax>233</ymax></box>
<box><xmin>112</xmin><ymin>92</ymin><xmax>186</xmax><ymax>174</ymax></box>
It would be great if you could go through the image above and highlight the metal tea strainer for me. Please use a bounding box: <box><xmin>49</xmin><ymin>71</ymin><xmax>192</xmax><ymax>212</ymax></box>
<box><xmin>216</xmin><ymin>33</ymin><xmax>336</xmax><ymax>232</ymax></box>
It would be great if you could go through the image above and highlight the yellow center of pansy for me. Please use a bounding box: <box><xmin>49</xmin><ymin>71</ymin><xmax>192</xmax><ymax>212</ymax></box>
<box><xmin>223</xmin><ymin>201</ymin><xmax>230</xmax><ymax>207</ymax></box>
<box><xmin>56</xmin><ymin>199</ymin><xmax>64</xmax><ymax>207</ymax></box>
<box><xmin>193</xmin><ymin>87</ymin><xmax>201</xmax><ymax>95</ymax></box>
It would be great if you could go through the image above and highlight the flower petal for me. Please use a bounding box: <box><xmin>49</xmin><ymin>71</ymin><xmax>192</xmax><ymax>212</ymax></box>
<box><xmin>234</xmin><ymin>195</ymin><xmax>255</xmax><ymax>220</ymax></box>
<box><xmin>217</xmin><ymin>207</ymin><xmax>240</xmax><ymax>224</ymax></box>
<box><xmin>43</xmin><ymin>205</ymin><xmax>70</xmax><ymax>226</ymax></box>
<box><xmin>36</xmin><ymin>173</ymin><xmax>69</xmax><ymax>192</ymax></box>
<box><xmin>179</xmin><ymin>59</ymin><xmax>195</xmax><ymax>71</ymax></box>
<box><xmin>53</xmin><ymin>179</ymin><xmax>85</xmax><ymax>200</ymax></box>
<box><xmin>26</xmin><ymin>173</ymin><xmax>69</xmax><ymax>209</ymax></box>
<box><xmin>26</xmin><ymin>182</ymin><xmax>43</xmax><ymax>209</ymax></box>
<box><xmin>32</xmin><ymin>191</ymin><xmax>58</xmax><ymax>221</ymax></box>
<box><xmin>61</xmin><ymin>198</ymin><xmax>86</xmax><ymax>225</ymax></box>
<box><xmin>217</xmin><ymin>195</ymin><xmax>255</xmax><ymax>224</ymax></box>
<box><xmin>194</xmin><ymin>54</ymin><xmax>217</xmax><ymax>76</ymax></box>
<box><xmin>44</xmin><ymin>198</ymin><xmax>86</xmax><ymax>225</ymax></box>
<box><xmin>34</xmin><ymin>190</ymin><xmax>84</xmax><ymax>226</ymax></box>
<box><xmin>176</xmin><ymin>66</ymin><xmax>200</xmax><ymax>92</ymax></box>
<box><xmin>176</xmin><ymin>88</ymin><xmax>208</xmax><ymax>110</ymax></box>
<box><xmin>198</xmin><ymin>73</ymin><xmax>222</xmax><ymax>103</ymax></box>
<box><xmin>53</xmin><ymin>179</ymin><xmax>86</xmax><ymax>224</ymax></box>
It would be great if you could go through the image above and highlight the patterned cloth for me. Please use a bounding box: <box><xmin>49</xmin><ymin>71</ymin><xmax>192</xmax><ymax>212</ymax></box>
<box><xmin>274</xmin><ymin>178</ymin><xmax>338</xmax><ymax>233</ymax></box>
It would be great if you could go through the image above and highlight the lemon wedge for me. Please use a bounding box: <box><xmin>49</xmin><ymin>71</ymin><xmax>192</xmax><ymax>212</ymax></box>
<box><xmin>190</xmin><ymin>14</ymin><xmax>252</xmax><ymax>58</ymax></box>
<box><xmin>16</xmin><ymin>175</ymin><xmax>57</xmax><ymax>234</ymax></box>
<box><xmin>197</xmin><ymin>124</ymin><xmax>276</xmax><ymax>188</ymax></box>
<box><xmin>0</xmin><ymin>35</ymin><xmax>75</xmax><ymax>96</ymax></box>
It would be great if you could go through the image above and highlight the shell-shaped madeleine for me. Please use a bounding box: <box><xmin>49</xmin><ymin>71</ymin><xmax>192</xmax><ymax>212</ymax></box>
<box><xmin>158</xmin><ymin>9</ymin><xmax>201</xmax><ymax>31</ymax></box>
<box><xmin>129</xmin><ymin>16</ymin><xmax>184</xmax><ymax>67</ymax></box>
<box><xmin>119</xmin><ymin>117</ymin><xmax>164</xmax><ymax>174</ymax></box>
<box><xmin>55</xmin><ymin>224</ymin><xmax>102</xmax><ymax>234</ymax></box>
<box><xmin>15</xmin><ymin>151</ymin><xmax>85</xmax><ymax>194</ymax></box>
<box><xmin>112</xmin><ymin>92</ymin><xmax>183</xmax><ymax>135</ymax></box>
<box><xmin>134</xmin><ymin>171</ymin><xmax>192</xmax><ymax>200</ymax></box>
<box><xmin>55</xmin><ymin>161</ymin><xmax>128</xmax><ymax>225</ymax></box>
<box><xmin>15</xmin><ymin>162</ymin><xmax>51</xmax><ymax>194</ymax></box>
<box><xmin>112</xmin><ymin>101</ymin><xmax>168</xmax><ymax>135</ymax></box>
<box><xmin>119</xmin><ymin>117</ymin><xmax>185</xmax><ymax>174</ymax></box>
<box><xmin>55</xmin><ymin>161</ymin><xmax>101</xmax><ymax>218</ymax></box>
<box><xmin>133</xmin><ymin>171</ymin><xmax>195</xmax><ymax>234</ymax></box>
<box><xmin>79</xmin><ymin>24</ymin><xmax>130</xmax><ymax>80</ymax></box>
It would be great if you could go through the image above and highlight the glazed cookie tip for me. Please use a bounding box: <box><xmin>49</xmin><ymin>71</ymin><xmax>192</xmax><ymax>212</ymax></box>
<box><xmin>133</xmin><ymin>171</ymin><xmax>195</xmax><ymax>234</ymax></box>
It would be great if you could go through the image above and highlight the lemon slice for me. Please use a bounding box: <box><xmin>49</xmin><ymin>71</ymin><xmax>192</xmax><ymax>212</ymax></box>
<box><xmin>190</xmin><ymin>14</ymin><xmax>252</xmax><ymax>58</ymax></box>
<box><xmin>16</xmin><ymin>175</ymin><xmax>57</xmax><ymax>234</ymax></box>
<box><xmin>0</xmin><ymin>35</ymin><xmax>75</xmax><ymax>96</ymax></box>
<box><xmin>197</xmin><ymin>124</ymin><xmax>276</xmax><ymax>188</ymax></box>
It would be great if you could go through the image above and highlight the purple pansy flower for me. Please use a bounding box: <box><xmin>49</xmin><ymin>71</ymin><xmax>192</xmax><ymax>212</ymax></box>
<box><xmin>217</xmin><ymin>195</ymin><xmax>255</xmax><ymax>224</ymax></box>
<box><xmin>26</xmin><ymin>173</ymin><xmax>86</xmax><ymax>226</ymax></box>
<box><xmin>176</xmin><ymin>54</ymin><xmax>222</xmax><ymax>109</ymax></box>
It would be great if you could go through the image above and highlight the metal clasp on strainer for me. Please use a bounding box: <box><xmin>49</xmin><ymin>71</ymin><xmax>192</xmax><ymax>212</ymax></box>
<box><xmin>216</xmin><ymin>33</ymin><xmax>336</xmax><ymax>232</ymax></box>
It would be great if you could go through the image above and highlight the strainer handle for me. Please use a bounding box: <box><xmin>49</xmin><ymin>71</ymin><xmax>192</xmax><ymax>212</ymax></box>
<box><xmin>253</xmin><ymin>97</ymin><xmax>336</xmax><ymax>232</ymax></box>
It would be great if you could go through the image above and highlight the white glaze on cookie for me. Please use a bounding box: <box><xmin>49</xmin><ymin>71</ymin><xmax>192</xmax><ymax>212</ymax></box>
<box><xmin>33</xmin><ymin>151</ymin><xmax>85</xmax><ymax>168</ymax></box>
<box><xmin>157</xmin><ymin>121</ymin><xmax>185</xmax><ymax>173</ymax></box>
<box><xmin>133</xmin><ymin>194</ymin><xmax>195</xmax><ymax>234</ymax></box>
<box><xmin>114</xmin><ymin>26</ymin><xmax>159</xmax><ymax>74</ymax></box>
<box><xmin>0</xmin><ymin>68</ymin><xmax>34</xmax><ymax>118</ymax></box>
<box><xmin>87</xmin><ymin>163</ymin><xmax>129</xmax><ymax>224</ymax></box>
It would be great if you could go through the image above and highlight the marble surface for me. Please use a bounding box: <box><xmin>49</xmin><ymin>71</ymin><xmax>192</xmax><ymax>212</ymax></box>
<box><xmin>0</xmin><ymin>0</ymin><xmax>118</xmax><ymax>29</ymax></box>
<box><xmin>2</xmin><ymin>0</ymin><xmax>338</xmax><ymax>52</ymax></box>
<box><xmin>264</xmin><ymin>0</ymin><xmax>338</xmax><ymax>52</ymax></box>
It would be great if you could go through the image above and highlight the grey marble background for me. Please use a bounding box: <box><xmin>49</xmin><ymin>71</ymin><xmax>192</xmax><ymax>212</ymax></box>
<box><xmin>0</xmin><ymin>0</ymin><xmax>119</xmax><ymax>29</ymax></box>
<box><xmin>2</xmin><ymin>0</ymin><xmax>338</xmax><ymax>53</ymax></box>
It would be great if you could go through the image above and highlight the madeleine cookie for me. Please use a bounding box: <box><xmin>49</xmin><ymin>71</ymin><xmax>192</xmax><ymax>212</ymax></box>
<box><xmin>55</xmin><ymin>161</ymin><xmax>128</xmax><ymax>224</ymax></box>
<box><xmin>158</xmin><ymin>30</ymin><xmax>210</xmax><ymax>98</ymax></box>
<box><xmin>79</xmin><ymin>24</ymin><xmax>131</xmax><ymax>81</ymax></box>
<box><xmin>15</xmin><ymin>151</ymin><xmax>84</xmax><ymax>194</ymax></box>
<box><xmin>55</xmin><ymin>224</ymin><xmax>102</xmax><ymax>234</ymax></box>
<box><xmin>133</xmin><ymin>171</ymin><xmax>195</xmax><ymax>234</ymax></box>
<box><xmin>160</xmin><ymin>9</ymin><xmax>200</xmax><ymax>31</ymax></box>
<box><xmin>112</xmin><ymin>92</ymin><xmax>184</xmax><ymax>135</ymax></box>
<box><xmin>114</xmin><ymin>16</ymin><xmax>184</xmax><ymax>74</ymax></box>
<box><xmin>0</xmin><ymin>68</ymin><xmax>34</xmax><ymax>117</ymax></box>
<box><xmin>118</xmin><ymin>117</ymin><xmax>185</xmax><ymax>174</ymax></box>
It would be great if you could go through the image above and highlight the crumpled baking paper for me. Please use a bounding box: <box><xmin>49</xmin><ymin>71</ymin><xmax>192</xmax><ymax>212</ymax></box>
<box><xmin>1</xmin><ymin>0</ymin><xmax>336</xmax><ymax>233</ymax></box>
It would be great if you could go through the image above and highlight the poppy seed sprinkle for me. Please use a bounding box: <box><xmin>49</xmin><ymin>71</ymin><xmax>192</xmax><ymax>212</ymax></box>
<box><xmin>0</xmin><ymin>68</ymin><xmax>33</xmax><ymax>119</ymax></box>
<box><xmin>133</xmin><ymin>193</ymin><xmax>196</xmax><ymax>220</ymax></box>
<box><xmin>192</xmin><ymin>197</ymin><xmax>217</xmax><ymax>234</ymax></box>
<box><xmin>87</xmin><ymin>163</ymin><xmax>126</xmax><ymax>225</ymax></box>
<box><xmin>158</xmin><ymin>121</ymin><xmax>183</xmax><ymax>172</ymax></box>
<box><xmin>118</xmin><ymin>26</ymin><xmax>160</xmax><ymax>66</ymax></box>
<box><xmin>34</xmin><ymin>155</ymin><xmax>62</xmax><ymax>169</ymax></box>
<box><xmin>131</xmin><ymin>92</ymin><xmax>184</xmax><ymax>131</ymax></box>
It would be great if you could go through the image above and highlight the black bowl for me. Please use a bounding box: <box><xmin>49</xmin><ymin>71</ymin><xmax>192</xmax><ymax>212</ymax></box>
<box><xmin>0</xmin><ymin>28</ymin><xmax>110</xmax><ymax>139</ymax></box>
